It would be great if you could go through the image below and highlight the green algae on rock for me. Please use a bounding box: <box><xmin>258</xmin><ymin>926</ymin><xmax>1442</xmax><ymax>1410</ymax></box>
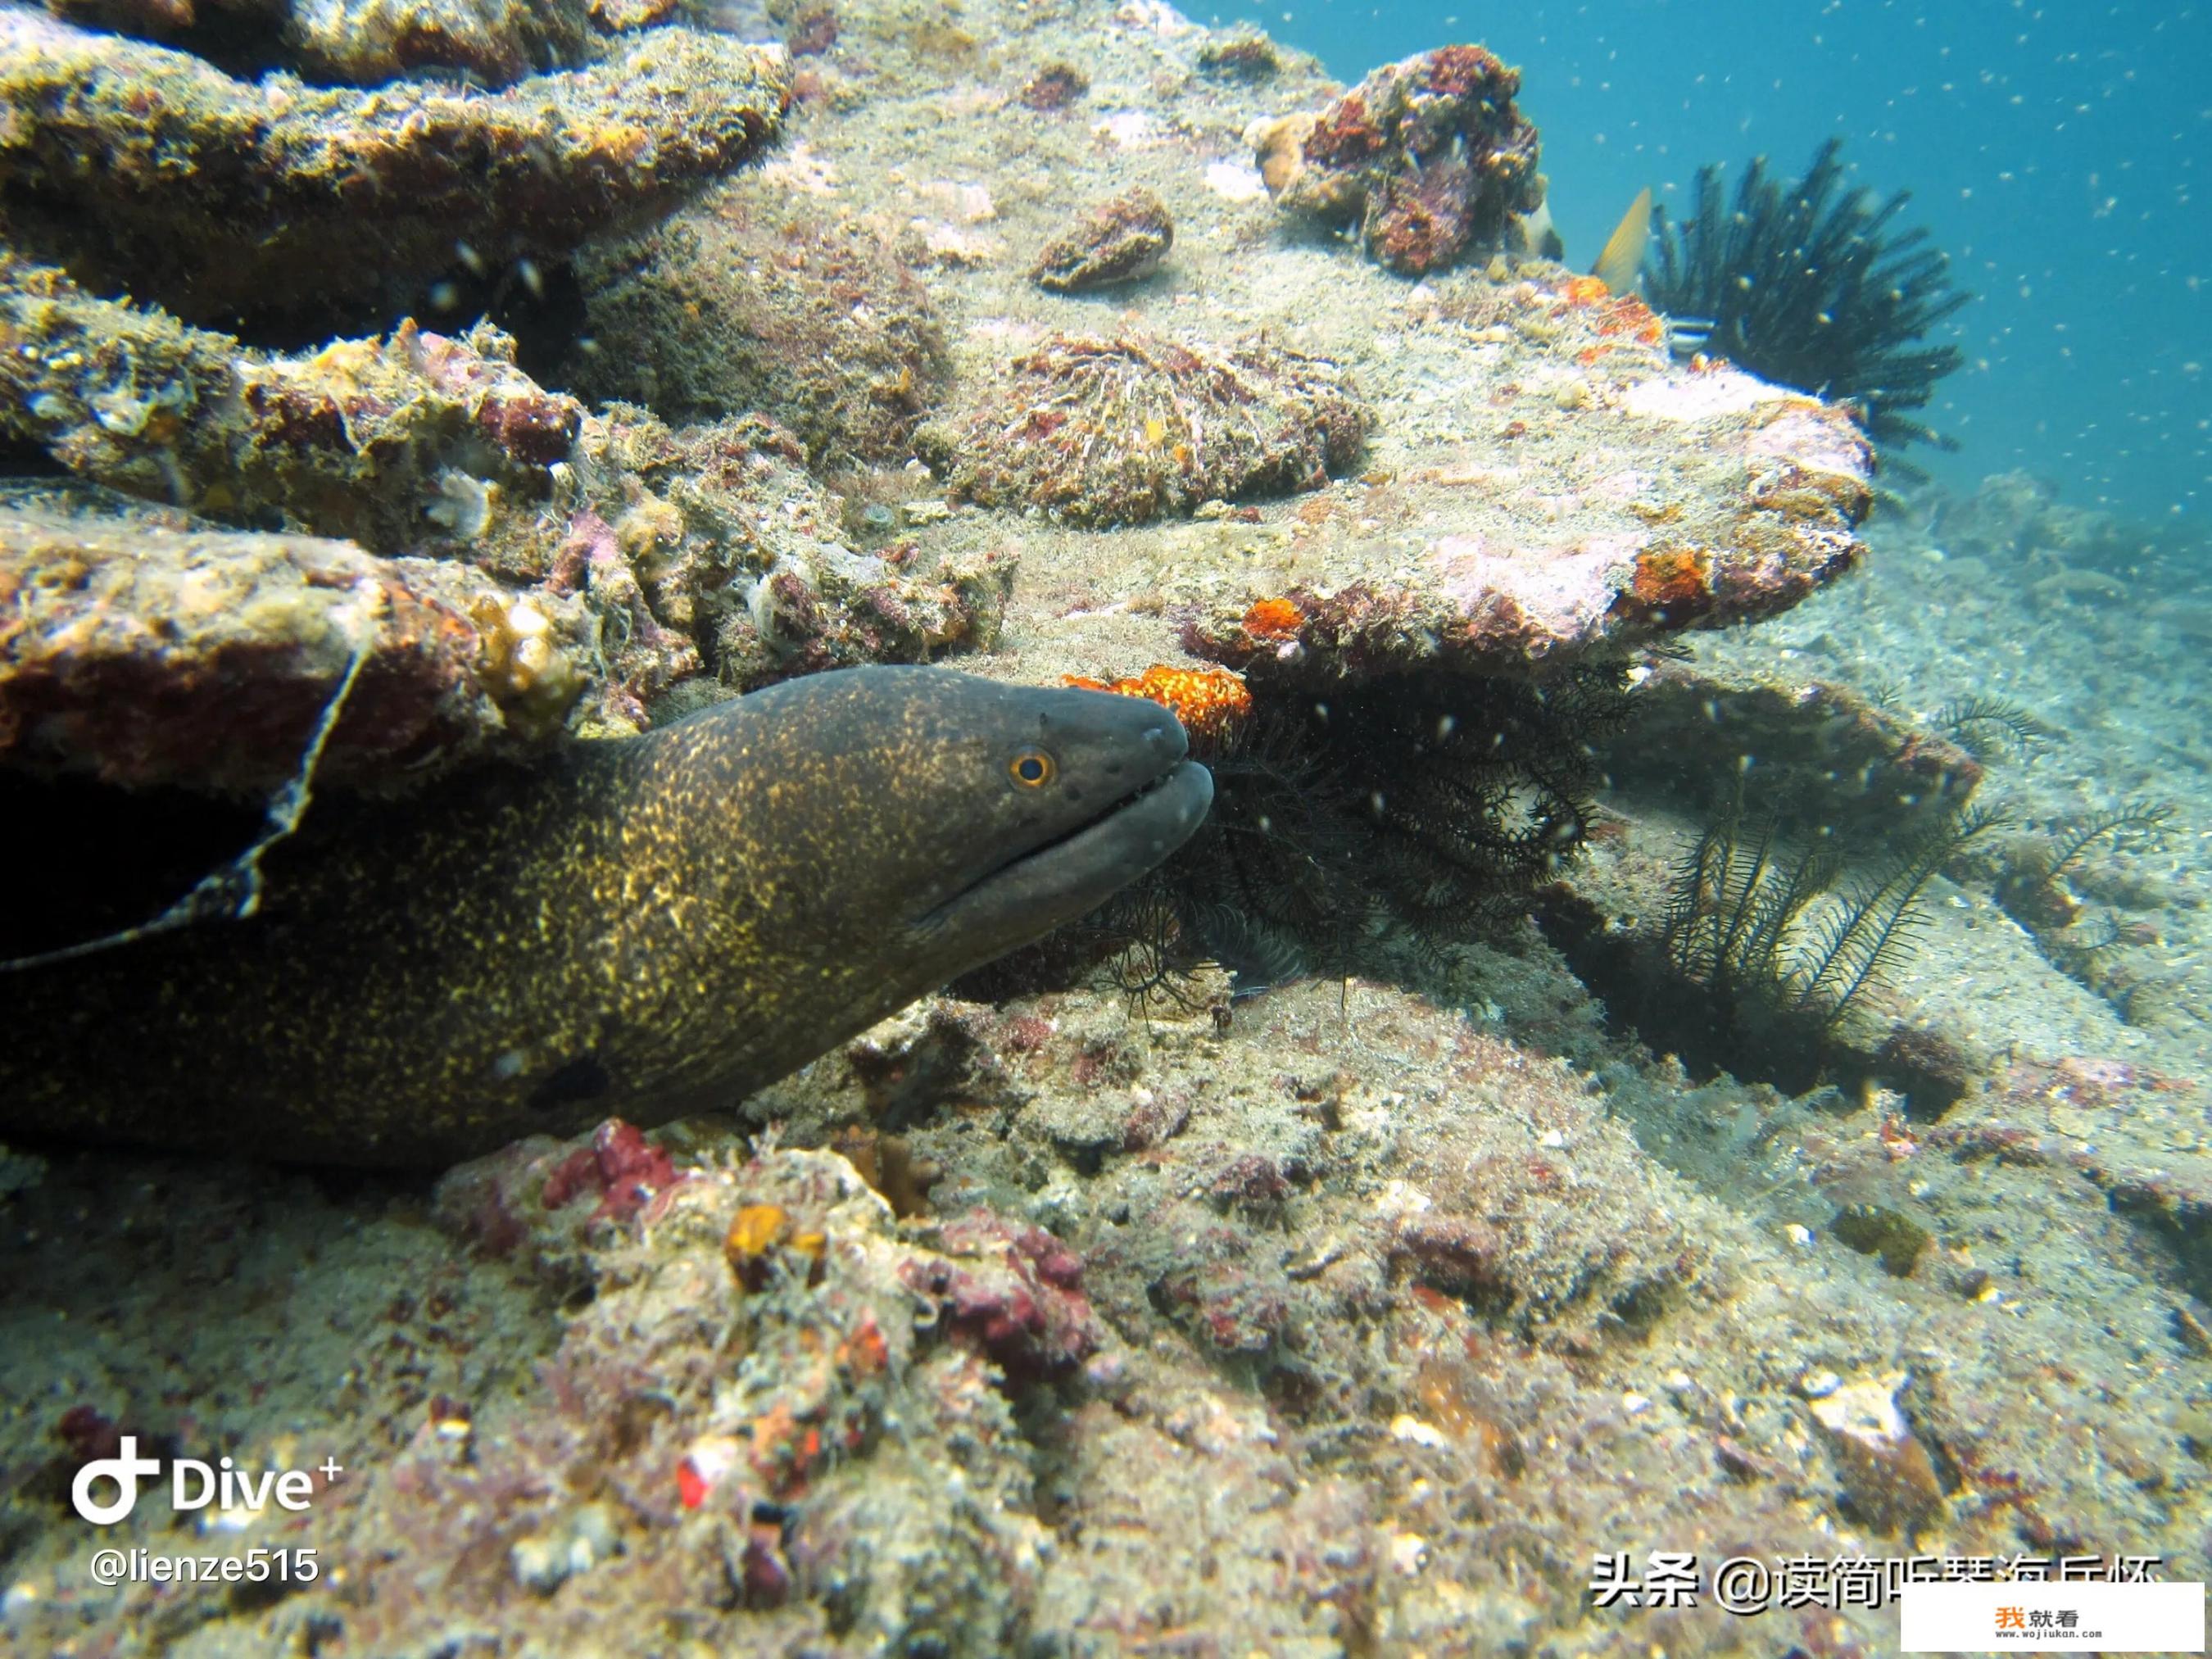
<box><xmin>915</xmin><ymin>332</ymin><xmax>1370</xmax><ymax>528</ymax></box>
<box><xmin>0</xmin><ymin>7</ymin><xmax>791</xmax><ymax>331</ymax></box>
<box><xmin>0</xmin><ymin>668</ymin><xmax>1212</xmax><ymax>1164</ymax></box>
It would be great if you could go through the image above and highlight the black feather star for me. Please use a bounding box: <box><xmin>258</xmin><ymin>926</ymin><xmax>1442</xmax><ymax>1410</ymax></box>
<box><xmin>1643</xmin><ymin>138</ymin><xmax>1970</xmax><ymax>460</ymax></box>
<box><xmin>960</xmin><ymin>661</ymin><xmax>1634</xmax><ymax>1011</ymax></box>
<box><xmin>1133</xmin><ymin>662</ymin><xmax>1633</xmax><ymax>995</ymax></box>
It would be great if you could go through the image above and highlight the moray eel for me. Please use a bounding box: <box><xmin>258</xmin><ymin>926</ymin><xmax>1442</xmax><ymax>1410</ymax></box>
<box><xmin>0</xmin><ymin>666</ymin><xmax>1213</xmax><ymax>1165</ymax></box>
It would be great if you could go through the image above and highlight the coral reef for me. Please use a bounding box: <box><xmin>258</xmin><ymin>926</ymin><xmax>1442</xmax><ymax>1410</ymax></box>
<box><xmin>916</xmin><ymin>333</ymin><xmax>1369</xmax><ymax>528</ymax></box>
<box><xmin>1644</xmin><ymin>138</ymin><xmax>1969</xmax><ymax>456</ymax></box>
<box><xmin>202</xmin><ymin>1137</ymin><xmax>1077</xmax><ymax>1655</ymax></box>
<box><xmin>0</xmin><ymin>316</ymin><xmax>1010</xmax><ymax>792</ymax></box>
<box><xmin>45</xmin><ymin>0</ymin><xmax>603</xmax><ymax>86</ymax></box>
<box><xmin>1122</xmin><ymin>284</ymin><xmax>1874</xmax><ymax>690</ymax></box>
<box><xmin>0</xmin><ymin>8</ymin><xmax>791</xmax><ymax>332</ymax></box>
<box><xmin>280</xmin><ymin>0</ymin><xmax>587</xmax><ymax>84</ymax></box>
<box><xmin>1029</xmin><ymin>188</ymin><xmax>1174</xmax><ymax>293</ymax></box>
<box><xmin>1933</xmin><ymin>467</ymin><xmax>2203</xmax><ymax>583</ymax></box>
<box><xmin>424</xmin><ymin>1140</ymin><xmax>1101</xmax><ymax>1652</ymax></box>
<box><xmin>580</xmin><ymin>410</ymin><xmax>1013</xmax><ymax>697</ymax></box>
<box><xmin>741</xmin><ymin>968</ymin><xmax>2197</xmax><ymax>1654</ymax></box>
<box><xmin>0</xmin><ymin>495</ymin><xmax>525</xmax><ymax>793</ymax></box>
<box><xmin>0</xmin><ymin>257</ymin><xmax>582</xmax><ymax>555</ymax></box>
<box><xmin>569</xmin><ymin>188</ymin><xmax>949</xmax><ymax>465</ymax></box>
<box><xmin>1257</xmin><ymin>45</ymin><xmax>1544</xmax><ymax>275</ymax></box>
<box><xmin>13</xmin><ymin>7</ymin><xmax>2177</xmax><ymax>1653</ymax></box>
<box><xmin>782</xmin><ymin>2</ymin><xmax>837</xmax><ymax>57</ymax></box>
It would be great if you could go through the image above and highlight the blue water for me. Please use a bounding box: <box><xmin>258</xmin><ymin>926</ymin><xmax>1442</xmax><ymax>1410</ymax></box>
<box><xmin>1201</xmin><ymin>0</ymin><xmax>2210</xmax><ymax>528</ymax></box>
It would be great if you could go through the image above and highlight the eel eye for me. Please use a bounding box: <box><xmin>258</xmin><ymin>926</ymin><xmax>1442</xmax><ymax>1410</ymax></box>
<box><xmin>1009</xmin><ymin>749</ymin><xmax>1056</xmax><ymax>788</ymax></box>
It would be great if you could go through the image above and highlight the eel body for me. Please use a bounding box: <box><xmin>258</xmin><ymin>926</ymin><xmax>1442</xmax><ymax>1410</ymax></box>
<box><xmin>0</xmin><ymin>667</ymin><xmax>1212</xmax><ymax>1164</ymax></box>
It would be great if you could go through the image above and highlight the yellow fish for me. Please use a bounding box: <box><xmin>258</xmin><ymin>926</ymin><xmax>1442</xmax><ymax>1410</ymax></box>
<box><xmin>1590</xmin><ymin>185</ymin><xmax>1652</xmax><ymax>296</ymax></box>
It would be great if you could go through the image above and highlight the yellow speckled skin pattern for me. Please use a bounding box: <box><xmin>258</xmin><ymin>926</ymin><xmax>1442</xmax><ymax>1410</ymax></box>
<box><xmin>0</xmin><ymin>667</ymin><xmax>1211</xmax><ymax>1165</ymax></box>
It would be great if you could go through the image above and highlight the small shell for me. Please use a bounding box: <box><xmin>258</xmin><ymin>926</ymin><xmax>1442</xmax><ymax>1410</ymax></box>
<box><xmin>1030</xmin><ymin>188</ymin><xmax>1174</xmax><ymax>293</ymax></box>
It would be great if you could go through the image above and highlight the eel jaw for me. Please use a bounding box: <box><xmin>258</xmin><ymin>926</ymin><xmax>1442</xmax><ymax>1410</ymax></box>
<box><xmin>915</xmin><ymin>759</ymin><xmax>1215</xmax><ymax>959</ymax></box>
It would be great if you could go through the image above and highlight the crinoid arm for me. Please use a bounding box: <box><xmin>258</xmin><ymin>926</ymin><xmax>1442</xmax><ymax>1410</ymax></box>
<box><xmin>1643</xmin><ymin>138</ymin><xmax>1969</xmax><ymax>462</ymax></box>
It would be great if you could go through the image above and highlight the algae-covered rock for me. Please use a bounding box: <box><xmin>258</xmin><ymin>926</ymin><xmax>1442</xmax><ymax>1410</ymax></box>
<box><xmin>916</xmin><ymin>332</ymin><xmax>1371</xmax><ymax>528</ymax></box>
<box><xmin>0</xmin><ymin>8</ymin><xmax>791</xmax><ymax>330</ymax></box>
<box><xmin>569</xmin><ymin>188</ymin><xmax>950</xmax><ymax>465</ymax></box>
<box><xmin>279</xmin><ymin>0</ymin><xmax>598</xmax><ymax>85</ymax></box>
<box><xmin>1258</xmin><ymin>44</ymin><xmax>1545</xmax><ymax>275</ymax></box>
<box><xmin>0</xmin><ymin>496</ymin><xmax>521</xmax><ymax>791</ymax></box>
<box><xmin>568</xmin><ymin>408</ymin><xmax>1014</xmax><ymax>702</ymax></box>
<box><xmin>0</xmin><ymin>415</ymin><xmax>1013</xmax><ymax>793</ymax></box>
<box><xmin>324</xmin><ymin>1142</ymin><xmax>1061</xmax><ymax>1655</ymax></box>
<box><xmin>45</xmin><ymin>0</ymin><xmax>609</xmax><ymax>84</ymax></box>
<box><xmin>0</xmin><ymin>256</ymin><xmax>582</xmax><ymax>555</ymax></box>
<box><xmin>0</xmin><ymin>250</ymin><xmax>1011</xmax><ymax>792</ymax></box>
<box><xmin>1029</xmin><ymin>187</ymin><xmax>1175</xmax><ymax>293</ymax></box>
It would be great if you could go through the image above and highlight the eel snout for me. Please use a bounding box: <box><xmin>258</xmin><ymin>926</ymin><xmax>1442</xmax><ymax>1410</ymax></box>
<box><xmin>918</xmin><ymin>687</ymin><xmax>1213</xmax><ymax>950</ymax></box>
<box><xmin>937</xmin><ymin>755</ymin><xmax>1214</xmax><ymax>927</ymax></box>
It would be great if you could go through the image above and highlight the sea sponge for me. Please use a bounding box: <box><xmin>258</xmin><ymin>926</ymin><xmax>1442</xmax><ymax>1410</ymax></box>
<box><xmin>1061</xmin><ymin>665</ymin><xmax>1253</xmax><ymax>751</ymax></box>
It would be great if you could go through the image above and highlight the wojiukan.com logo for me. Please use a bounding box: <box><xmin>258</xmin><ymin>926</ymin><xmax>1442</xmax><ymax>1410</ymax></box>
<box><xmin>70</xmin><ymin>1436</ymin><xmax>336</xmax><ymax>1525</ymax></box>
